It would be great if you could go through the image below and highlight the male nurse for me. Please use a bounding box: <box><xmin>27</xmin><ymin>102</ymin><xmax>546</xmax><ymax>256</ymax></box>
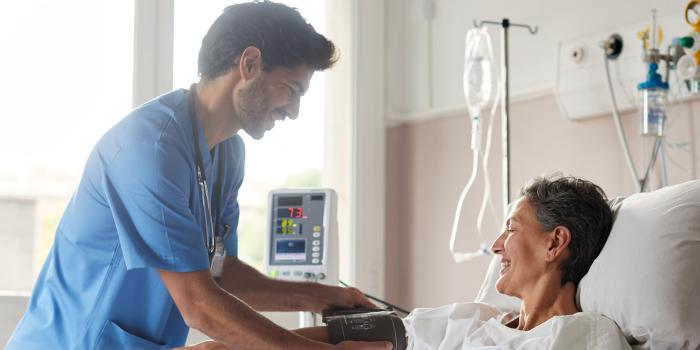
<box><xmin>7</xmin><ymin>2</ymin><xmax>390</xmax><ymax>349</ymax></box>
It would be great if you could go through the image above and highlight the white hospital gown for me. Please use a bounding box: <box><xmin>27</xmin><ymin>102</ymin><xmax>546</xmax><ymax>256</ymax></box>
<box><xmin>403</xmin><ymin>302</ymin><xmax>631</xmax><ymax>350</ymax></box>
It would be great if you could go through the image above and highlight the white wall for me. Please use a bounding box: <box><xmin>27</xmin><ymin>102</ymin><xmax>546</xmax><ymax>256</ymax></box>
<box><xmin>383</xmin><ymin>0</ymin><xmax>699</xmax><ymax>309</ymax></box>
<box><xmin>385</xmin><ymin>93</ymin><xmax>700</xmax><ymax>310</ymax></box>
<box><xmin>386</xmin><ymin>0</ymin><xmax>685</xmax><ymax>120</ymax></box>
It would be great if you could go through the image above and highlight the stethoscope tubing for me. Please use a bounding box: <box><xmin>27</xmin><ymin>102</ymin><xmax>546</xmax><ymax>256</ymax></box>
<box><xmin>188</xmin><ymin>84</ymin><xmax>223</xmax><ymax>261</ymax></box>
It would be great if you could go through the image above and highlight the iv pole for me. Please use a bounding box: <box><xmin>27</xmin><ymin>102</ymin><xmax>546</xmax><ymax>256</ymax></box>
<box><xmin>473</xmin><ymin>18</ymin><xmax>538</xmax><ymax>210</ymax></box>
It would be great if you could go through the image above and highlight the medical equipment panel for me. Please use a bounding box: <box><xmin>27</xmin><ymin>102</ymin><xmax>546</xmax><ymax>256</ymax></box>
<box><xmin>265</xmin><ymin>189</ymin><xmax>338</xmax><ymax>284</ymax></box>
<box><xmin>554</xmin><ymin>14</ymin><xmax>686</xmax><ymax>121</ymax></box>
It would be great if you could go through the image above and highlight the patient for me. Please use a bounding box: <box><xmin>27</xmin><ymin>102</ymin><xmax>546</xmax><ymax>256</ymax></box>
<box><xmin>295</xmin><ymin>175</ymin><xmax>631</xmax><ymax>349</ymax></box>
<box><xmin>188</xmin><ymin>175</ymin><xmax>631</xmax><ymax>349</ymax></box>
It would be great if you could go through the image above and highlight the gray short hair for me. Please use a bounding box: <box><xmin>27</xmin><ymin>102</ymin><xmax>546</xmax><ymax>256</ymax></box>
<box><xmin>520</xmin><ymin>174</ymin><xmax>613</xmax><ymax>286</ymax></box>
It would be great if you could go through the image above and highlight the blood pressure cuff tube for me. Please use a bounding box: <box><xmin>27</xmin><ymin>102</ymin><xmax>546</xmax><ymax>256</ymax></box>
<box><xmin>325</xmin><ymin>312</ymin><xmax>407</xmax><ymax>350</ymax></box>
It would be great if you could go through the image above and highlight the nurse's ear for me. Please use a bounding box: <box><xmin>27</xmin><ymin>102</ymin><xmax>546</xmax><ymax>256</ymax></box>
<box><xmin>544</xmin><ymin>225</ymin><xmax>571</xmax><ymax>263</ymax></box>
<box><xmin>238</xmin><ymin>46</ymin><xmax>262</xmax><ymax>82</ymax></box>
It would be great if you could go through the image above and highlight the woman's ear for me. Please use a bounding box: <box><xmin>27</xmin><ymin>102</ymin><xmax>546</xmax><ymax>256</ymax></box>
<box><xmin>238</xmin><ymin>46</ymin><xmax>262</xmax><ymax>81</ymax></box>
<box><xmin>545</xmin><ymin>226</ymin><xmax>571</xmax><ymax>263</ymax></box>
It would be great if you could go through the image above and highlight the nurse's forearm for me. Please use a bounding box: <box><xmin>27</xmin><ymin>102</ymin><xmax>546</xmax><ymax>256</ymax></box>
<box><xmin>194</xmin><ymin>288</ymin><xmax>332</xmax><ymax>349</ymax></box>
<box><xmin>159</xmin><ymin>269</ymin><xmax>334</xmax><ymax>350</ymax></box>
<box><xmin>217</xmin><ymin>257</ymin><xmax>330</xmax><ymax>312</ymax></box>
<box><xmin>293</xmin><ymin>326</ymin><xmax>330</xmax><ymax>343</ymax></box>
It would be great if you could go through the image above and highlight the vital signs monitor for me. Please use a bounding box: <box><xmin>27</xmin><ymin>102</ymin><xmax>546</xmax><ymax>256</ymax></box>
<box><xmin>265</xmin><ymin>189</ymin><xmax>338</xmax><ymax>285</ymax></box>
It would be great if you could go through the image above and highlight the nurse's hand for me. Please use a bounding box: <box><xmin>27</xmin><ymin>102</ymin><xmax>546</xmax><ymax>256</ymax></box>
<box><xmin>337</xmin><ymin>340</ymin><xmax>393</xmax><ymax>350</ymax></box>
<box><xmin>318</xmin><ymin>285</ymin><xmax>377</xmax><ymax>312</ymax></box>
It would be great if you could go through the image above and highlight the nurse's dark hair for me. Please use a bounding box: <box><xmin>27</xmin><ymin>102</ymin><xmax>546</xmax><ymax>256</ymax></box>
<box><xmin>520</xmin><ymin>174</ymin><xmax>613</xmax><ymax>287</ymax></box>
<box><xmin>198</xmin><ymin>1</ymin><xmax>338</xmax><ymax>79</ymax></box>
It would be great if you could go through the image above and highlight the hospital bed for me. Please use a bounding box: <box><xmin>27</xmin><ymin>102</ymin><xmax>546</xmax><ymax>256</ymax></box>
<box><xmin>474</xmin><ymin>179</ymin><xmax>700</xmax><ymax>350</ymax></box>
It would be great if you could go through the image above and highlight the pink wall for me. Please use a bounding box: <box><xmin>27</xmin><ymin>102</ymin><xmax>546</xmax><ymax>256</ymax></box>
<box><xmin>385</xmin><ymin>94</ymin><xmax>699</xmax><ymax>309</ymax></box>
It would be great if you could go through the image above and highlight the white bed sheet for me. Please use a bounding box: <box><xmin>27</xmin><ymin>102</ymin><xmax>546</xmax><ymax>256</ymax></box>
<box><xmin>403</xmin><ymin>302</ymin><xmax>631</xmax><ymax>350</ymax></box>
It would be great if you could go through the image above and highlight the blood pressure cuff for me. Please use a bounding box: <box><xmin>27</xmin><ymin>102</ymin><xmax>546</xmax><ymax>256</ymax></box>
<box><xmin>324</xmin><ymin>311</ymin><xmax>407</xmax><ymax>350</ymax></box>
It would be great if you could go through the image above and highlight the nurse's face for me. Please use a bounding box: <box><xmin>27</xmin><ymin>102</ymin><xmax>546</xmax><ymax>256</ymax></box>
<box><xmin>234</xmin><ymin>63</ymin><xmax>314</xmax><ymax>140</ymax></box>
<box><xmin>490</xmin><ymin>198</ymin><xmax>550</xmax><ymax>299</ymax></box>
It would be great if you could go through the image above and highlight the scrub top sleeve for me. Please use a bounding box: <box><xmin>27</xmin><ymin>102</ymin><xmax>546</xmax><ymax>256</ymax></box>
<box><xmin>103</xmin><ymin>141</ymin><xmax>210</xmax><ymax>272</ymax></box>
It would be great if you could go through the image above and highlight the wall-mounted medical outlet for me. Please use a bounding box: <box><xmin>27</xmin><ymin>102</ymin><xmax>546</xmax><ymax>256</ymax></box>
<box><xmin>570</xmin><ymin>45</ymin><xmax>586</xmax><ymax>64</ymax></box>
<box><xmin>555</xmin><ymin>14</ymin><xmax>686</xmax><ymax>121</ymax></box>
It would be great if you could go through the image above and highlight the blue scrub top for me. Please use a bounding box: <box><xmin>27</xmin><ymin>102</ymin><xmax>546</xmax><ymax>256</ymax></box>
<box><xmin>6</xmin><ymin>89</ymin><xmax>245</xmax><ymax>349</ymax></box>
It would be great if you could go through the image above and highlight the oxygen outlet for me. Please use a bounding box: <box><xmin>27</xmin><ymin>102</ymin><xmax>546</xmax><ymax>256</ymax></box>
<box><xmin>601</xmin><ymin>34</ymin><xmax>624</xmax><ymax>60</ymax></box>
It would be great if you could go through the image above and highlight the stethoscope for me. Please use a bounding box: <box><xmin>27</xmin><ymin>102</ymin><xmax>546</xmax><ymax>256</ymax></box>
<box><xmin>188</xmin><ymin>84</ymin><xmax>229</xmax><ymax>267</ymax></box>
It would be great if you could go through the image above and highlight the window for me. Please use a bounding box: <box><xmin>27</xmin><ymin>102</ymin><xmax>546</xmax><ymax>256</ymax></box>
<box><xmin>173</xmin><ymin>1</ymin><xmax>326</xmax><ymax>270</ymax></box>
<box><xmin>0</xmin><ymin>0</ymin><xmax>134</xmax><ymax>294</ymax></box>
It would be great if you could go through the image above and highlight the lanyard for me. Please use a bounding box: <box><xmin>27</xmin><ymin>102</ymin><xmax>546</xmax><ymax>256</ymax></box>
<box><xmin>188</xmin><ymin>84</ymin><xmax>226</xmax><ymax>262</ymax></box>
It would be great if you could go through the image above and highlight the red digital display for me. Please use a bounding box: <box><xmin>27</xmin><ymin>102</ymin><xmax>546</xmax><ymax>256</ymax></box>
<box><xmin>287</xmin><ymin>207</ymin><xmax>303</xmax><ymax>218</ymax></box>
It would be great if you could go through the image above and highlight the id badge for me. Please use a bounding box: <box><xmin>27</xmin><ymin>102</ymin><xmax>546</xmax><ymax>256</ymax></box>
<box><xmin>210</xmin><ymin>225</ymin><xmax>230</xmax><ymax>278</ymax></box>
<box><xmin>210</xmin><ymin>238</ymin><xmax>225</xmax><ymax>277</ymax></box>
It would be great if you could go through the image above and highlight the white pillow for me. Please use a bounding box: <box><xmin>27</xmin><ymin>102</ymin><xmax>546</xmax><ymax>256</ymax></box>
<box><xmin>578</xmin><ymin>180</ymin><xmax>700</xmax><ymax>349</ymax></box>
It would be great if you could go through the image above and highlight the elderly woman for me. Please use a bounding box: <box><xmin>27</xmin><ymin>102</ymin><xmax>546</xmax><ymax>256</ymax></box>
<box><xmin>486</xmin><ymin>174</ymin><xmax>613</xmax><ymax>331</ymax></box>
<box><xmin>398</xmin><ymin>175</ymin><xmax>632</xmax><ymax>349</ymax></box>
<box><xmin>188</xmin><ymin>176</ymin><xmax>631</xmax><ymax>349</ymax></box>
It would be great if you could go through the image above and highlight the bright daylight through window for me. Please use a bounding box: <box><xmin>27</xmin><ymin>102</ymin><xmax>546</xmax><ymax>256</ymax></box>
<box><xmin>0</xmin><ymin>1</ymin><xmax>134</xmax><ymax>294</ymax></box>
<box><xmin>0</xmin><ymin>0</ymin><xmax>325</xmax><ymax>294</ymax></box>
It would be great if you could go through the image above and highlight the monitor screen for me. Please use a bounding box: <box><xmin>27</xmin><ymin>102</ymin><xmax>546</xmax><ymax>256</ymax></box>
<box><xmin>275</xmin><ymin>239</ymin><xmax>306</xmax><ymax>261</ymax></box>
<box><xmin>269</xmin><ymin>192</ymin><xmax>326</xmax><ymax>266</ymax></box>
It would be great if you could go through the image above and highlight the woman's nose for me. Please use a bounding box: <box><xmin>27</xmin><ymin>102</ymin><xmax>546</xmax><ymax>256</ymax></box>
<box><xmin>491</xmin><ymin>231</ymin><xmax>506</xmax><ymax>255</ymax></box>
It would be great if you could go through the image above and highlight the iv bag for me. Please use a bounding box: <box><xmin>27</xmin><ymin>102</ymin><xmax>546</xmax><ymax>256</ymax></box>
<box><xmin>464</xmin><ymin>27</ymin><xmax>496</xmax><ymax>119</ymax></box>
<box><xmin>450</xmin><ymin>27</ymin><xmax>501</xmax><ymax>264</ymax></box>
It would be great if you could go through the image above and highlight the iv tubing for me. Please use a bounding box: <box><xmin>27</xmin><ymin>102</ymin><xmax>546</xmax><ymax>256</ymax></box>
<box><xmin>449</xmin><ymin>141</ymin><xmax>484</xmax><ymax>263</ymax></box>
<box><xmin>603</xmin><ymin>54</ymin><xmax>643</xmax><ymax>192</ymax></box>
<box><xmin>659</xmin><ymin>139</ymin><xmax>669</xmax><ymax>187</ymax></box>
<box><xmin>449</xmin><ymin>101</ymin><xmax>499</xmax><ymax>263</ymax></box>
<box><xmin>640</xmin><ymin>137</ymin><xmax>663</xmax><ymax>191</ymax></box>
<box><xmin>476</xmin><ymin>73</ymin><xmax>502</xmax><ymax>245</ymax></box>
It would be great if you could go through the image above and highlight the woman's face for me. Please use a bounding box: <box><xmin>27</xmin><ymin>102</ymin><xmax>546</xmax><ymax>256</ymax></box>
<box><xmin>490</xmin><ymin>198</ymin><xmax>551</xmax><ymax>299</ymax></box>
